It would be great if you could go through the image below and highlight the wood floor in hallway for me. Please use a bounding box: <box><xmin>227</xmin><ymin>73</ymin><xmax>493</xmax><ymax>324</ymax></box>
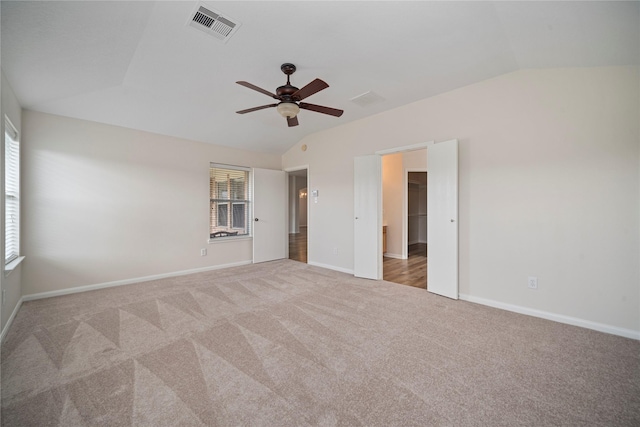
<box><xmin>289</xmin><ymin>230</ymin><xmax>427</xmax><ymax>289</ymax></box>
<box><xmin>289</xmin><ymin>227</ymin><xmax>307</xmax><ymax>263</ymax></box>
<box><xmin>383</xmin><ymin>243</ymin><xmax>427</xmax><ymax>289</ymax></box>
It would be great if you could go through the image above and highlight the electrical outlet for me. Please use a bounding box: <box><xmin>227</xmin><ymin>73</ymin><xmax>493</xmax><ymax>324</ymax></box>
<box><xmin>201</xmin><ymin>248</ymin><xmax>207</xmax><ymax>256</ymax></box>
<box><xmin>528</xmin><ymin>276</ymin><xmax>538</xmax><ymax>289</ymax></box>
<box><xmin>333</xmin><ymin>247</ymin><xmax>338</xmax><ymax>255</ymax></box>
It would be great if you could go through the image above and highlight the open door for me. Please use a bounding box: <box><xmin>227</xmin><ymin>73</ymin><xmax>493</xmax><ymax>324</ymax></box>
<box><xmin>253</xmin><ymin>168</ymin><xmax>287</xmax><ymax>263</ymax></box>
<box><xmin>427</xmin><ymin>139</ymin><xmax>458</xmax><ymax>299</ymax></box>
<box><xmin>354</xmin><ymin>155</ymin><xmax>382</xmax><ymax>279</ymax></box>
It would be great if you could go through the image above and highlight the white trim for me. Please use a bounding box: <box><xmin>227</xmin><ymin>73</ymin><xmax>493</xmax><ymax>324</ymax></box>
<box><xmin>308</xmin><ymin>261</ymin><xmax>354</xmax><ymax>275</ymax></box>
<box><xmin>375</xmin><ymin>141</ymin><xmax>434</xmax><ymax>156</ymax></box>
<box><xmin>22</xmin><ymin>260</ymin><xmax>252</xmax><ymax>302</ymax></box>
<box><xmin>1</xmin><ymin>296</ymin><xmax>23</xmax><ymax>343</ymax></box>
<box><xmin>283</xmin><ymin>164</ymin><xmax>310</xmax><ymax>173</ymax></box>
<box><xmin>4</xmin><ymin>255</ymin><xmax>25</xmax><ymax>277</ymax></box>
<box><xmin>383</xmin><ymin>252</ymin><xmax>403</xmax><ymax>259</ymax></box>
<box><xmin>4</xmin><ymin>114</ymin><xmax>18</xmax><ymax>141</ymax></box>
<box><xmin>208</xmin><ymin>236</ymin><xmax>252</xmax><ymax>244</ymax></box>
<box><xmin>210</xmin><ymin>162</ymin><xmax>250</xmax><ymax>171</ymax></box>
<box><xmin>459</xmin><ymin>293</ymin><xmax>640</xmax><ymax>340</ymax></box>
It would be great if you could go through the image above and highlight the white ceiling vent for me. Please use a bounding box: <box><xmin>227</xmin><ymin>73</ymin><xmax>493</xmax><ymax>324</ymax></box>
<box><xmin>188</xmin><ymin>4</ymin><xmax>240</xmax><ymax>43</ymax></box>
<box><xmin>350</xmin><ymin>91</ymin><xmax>385</xmax><ymax>107</ymax></box>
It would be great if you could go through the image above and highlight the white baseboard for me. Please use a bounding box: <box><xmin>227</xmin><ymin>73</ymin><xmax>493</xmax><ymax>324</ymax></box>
<box><xmin>307</xmin><ymin>261</ymin><xmax>354</xmax><ymax>275</ymax></box>
<box><xmin>383</xmin><ymin>253</ymin><xmax>403</xmax><ymax>259</ymax></box>
<box><xmin>459</xmin><ymin>293</ymin><xmax>640</xmax><ymax>340</ymax></box>
<box><xmin>22</xmin><ymin>260</ymin><xmax>253</xmax><ymax>303</ymax></box>
<box><xmin>1</xmin><ymin>296</ymin><xmax>24</xmax><ymax>343</ymax></box>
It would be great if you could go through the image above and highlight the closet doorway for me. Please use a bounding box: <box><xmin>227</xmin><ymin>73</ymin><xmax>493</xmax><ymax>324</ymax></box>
<box><xmin>381</xmin><ymin>152</ymin><xmax>428</xmax><ymax>289</ymax></box>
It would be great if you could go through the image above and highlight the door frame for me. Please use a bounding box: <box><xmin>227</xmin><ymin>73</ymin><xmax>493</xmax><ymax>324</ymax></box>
<box><xmin>284</xmin><ymin>165</ymin><xmax>310</xmax><ymax>261</ymax></box>
<box><xmin>403</xmin><ymin>168</ymin><xmax>428</xmax><ymax>260</ymax></box>
<box><xmin>373</xmin><ymin>140</ymin><xmax>460</xmax><ymax>299</ymax></box>
<box><xmin>377</xmin><ymin>141</ymin><xmax>434</xmax><ymax>263</ymax></box>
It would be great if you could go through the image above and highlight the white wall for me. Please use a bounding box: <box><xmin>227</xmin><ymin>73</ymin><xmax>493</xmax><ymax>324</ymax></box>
<box><xmin>283</xmin><ymin>66</ymin><xmax>640</xmax><ymax>334</ymax></box>
<box><xmin>1</xmin><ymin>71</ymin><xmax>23</xmax><ymax>331</ymax></box>
<box><xmin>21</xmin><ymin>111</ymin><xmax>281</xmax><ymax>295</ymax></box>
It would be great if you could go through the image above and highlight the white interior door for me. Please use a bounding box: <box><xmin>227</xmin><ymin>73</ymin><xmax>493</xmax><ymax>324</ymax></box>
<box><xmin>253</xmin><ymin>168</ymin><xmax>287</xmax><ymax>263</ymax></box>
<box><xmin>354</xmin><ymin>155</ymin><xmax>382</xmax><ymax>279</ymax></box>
<box><xmin>427</xmin><ymin>139</ymin><xmax>458</xmax><ymax>299</ymax></box>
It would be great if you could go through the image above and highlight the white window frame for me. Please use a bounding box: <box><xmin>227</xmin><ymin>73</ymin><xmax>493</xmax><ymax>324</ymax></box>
<box><xmin>4</xmin><ymin>116</ymin><xmax>20</xmax><ymax>265</ymax></box>
<box><xmin>209</xmin><ymin>163</ymin><xmax>252</xmax><ymax>242</ymax></box>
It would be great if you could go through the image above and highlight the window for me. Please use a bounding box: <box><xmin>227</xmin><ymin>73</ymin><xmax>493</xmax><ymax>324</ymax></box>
<box><xmin>232</xmin><ymin>203</ymin><xmax>245</xmax><ymax>229</ymax></box>
<box><xmin>210</xmin><ymin>164</ymin><xmax>251</xmax><ymax>239</ymax></box>
<box><xmin>217</xmin><ymin>204</ymin><xmax>228</xmax><ymax>227</ymax></box>
<box><xmin>4</xmin><ymin>117</ymin><xmax>20</xmax><ymax>264</ymax></box>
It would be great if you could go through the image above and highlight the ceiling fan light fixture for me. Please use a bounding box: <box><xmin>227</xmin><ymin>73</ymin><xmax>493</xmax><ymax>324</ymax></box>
<box><xmin>277</xmin><ymin>102</ymin><xmax>300</xmax><ymax>118</ymax></box>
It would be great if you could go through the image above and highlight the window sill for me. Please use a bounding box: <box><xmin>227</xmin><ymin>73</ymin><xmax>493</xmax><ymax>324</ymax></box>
<box><xmin>208</xmin><ymin>236</ymin><xmax>253</xmax><ymax>244</ymax></box>
<box><xmin>4</xmin><ymin>256</ymin><xmax>25</xmax><ymax>277</ymax></box>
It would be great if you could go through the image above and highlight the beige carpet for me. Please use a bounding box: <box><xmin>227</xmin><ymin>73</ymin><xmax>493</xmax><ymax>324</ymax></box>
<box><xmin>1</xmin><ymin>260</ymin><xmax>639</xmax><ymax>426</ymax></box>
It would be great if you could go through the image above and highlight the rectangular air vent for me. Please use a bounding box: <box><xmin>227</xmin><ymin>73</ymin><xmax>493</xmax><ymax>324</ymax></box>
<box><xmin>188</xmin><ymin>4</ymin><xmax>240</xmax><ymax>42</ymax></box>
<box><xmin>350</xmin><ymin>91</ymin><xmax>385</xmax><ymax>107</ymax></box>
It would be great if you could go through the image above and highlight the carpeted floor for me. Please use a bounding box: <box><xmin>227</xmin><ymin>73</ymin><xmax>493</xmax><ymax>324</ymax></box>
<box><xmin>1</xmin><ymin>259</ymin><xmax>639</xmax><ymax>426</ymax></box>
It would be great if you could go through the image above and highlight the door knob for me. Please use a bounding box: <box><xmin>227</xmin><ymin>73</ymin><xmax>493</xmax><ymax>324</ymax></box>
<box><xmin>255</xmin><ymin>218</ymin><xmax>259</xmax><ymax>222</ymax></box>
<box><xmin>450</xmin><ymin>219</ymin><xmax>455</xmax><ymax>222</ymax></box>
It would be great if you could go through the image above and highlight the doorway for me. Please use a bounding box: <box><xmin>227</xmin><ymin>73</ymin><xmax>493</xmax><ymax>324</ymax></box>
<box><xmin>381</xmin><ymin>153</ymin><xmax>428</xmax><ymax>289</ymax></box>
<box><xmin>355</xmin><ymin>139</ymin><xmax>458</xmax><ymax>299</ymax></box>
<box><xmin>287</xmin><ymin>168</ymin><xmax>308</xmax><ymax>263</ymax></box>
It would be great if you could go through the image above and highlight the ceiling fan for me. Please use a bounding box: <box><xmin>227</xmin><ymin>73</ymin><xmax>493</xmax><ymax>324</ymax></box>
<box><xmin>236</xmin><ymin>63</ymin><xmax>344</xmax><ymax>127</ymax></box>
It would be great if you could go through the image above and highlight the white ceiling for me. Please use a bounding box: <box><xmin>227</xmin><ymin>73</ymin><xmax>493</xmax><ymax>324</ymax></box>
<box><xmin>2</xmin><ymin>1</ymin><xmax>638</xmax><ymax>154</ymax></box>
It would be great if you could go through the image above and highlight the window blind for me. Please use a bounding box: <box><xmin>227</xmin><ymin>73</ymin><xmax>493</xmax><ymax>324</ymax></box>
<box><xmin>5</xmin><ymin>118</ymin><xmax>20</xmax><ymax>263</ymax></box>
<box><xmin>209</xmin><ymin>164</ymin><xmax>251</xmax><ymax>238</ymax></box>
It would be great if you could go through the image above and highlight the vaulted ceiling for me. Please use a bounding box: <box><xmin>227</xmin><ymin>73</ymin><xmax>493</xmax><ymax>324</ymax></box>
<box><xmin>2</xmin><ymin>1</ymin><xmax>638</xmax><ymax>154</ymax></box>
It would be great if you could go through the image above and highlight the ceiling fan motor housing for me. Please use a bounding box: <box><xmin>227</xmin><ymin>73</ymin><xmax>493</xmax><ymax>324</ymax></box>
<box><xmin>276</xmin><ymin>85</ymin><xmax>299</xmax><ymax>101</ymax></box>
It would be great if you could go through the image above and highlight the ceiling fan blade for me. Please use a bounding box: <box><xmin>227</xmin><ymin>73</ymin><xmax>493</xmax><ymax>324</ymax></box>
<box><xmin>292</xmin><ymin>78</ymin><xmax>329</xmax><ymax>101</ymax></box>
<box><xmin>236</xmin><ymin>104</ymin><xmax>277</xmax><ymax>114</ymax></box>
<box><xmin>236</xmin><ymin>81</ymin><xmax>278</xmax><ymax>99</ymax></box>
<box><xmin>287</xmin><ymin>116</ymin><xmax>299</xmax><ymax>127</ymax></box>
<box><xmin>299</xmin><ymin>102</ymin><xmax>344</xmax><ymax>117</ymax></box>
